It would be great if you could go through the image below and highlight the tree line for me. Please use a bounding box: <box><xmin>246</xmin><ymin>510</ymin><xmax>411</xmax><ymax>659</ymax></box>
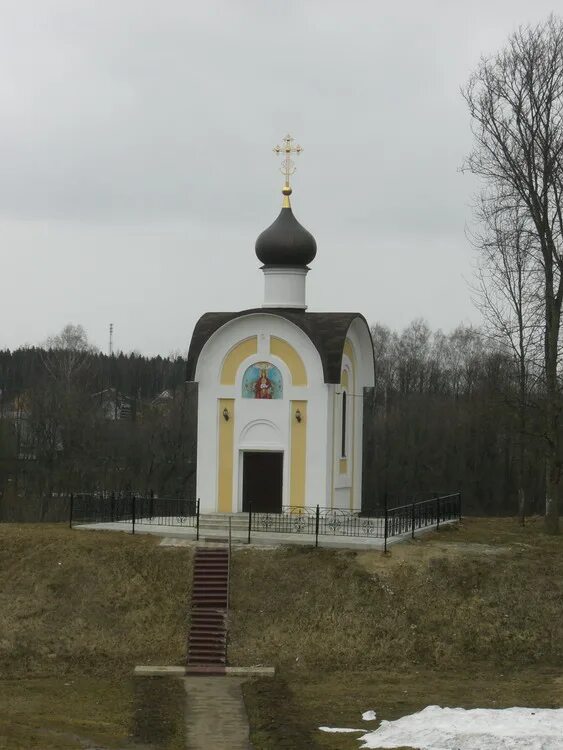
<box><xmin>0</xmin><ymin>325</ymin><xmax>193</xmax><ymax>502</ymax></box>
<box><xmin>0</xmin><ymin>320</ymin><xmax>549</xmax><ymax>517</ymax></box>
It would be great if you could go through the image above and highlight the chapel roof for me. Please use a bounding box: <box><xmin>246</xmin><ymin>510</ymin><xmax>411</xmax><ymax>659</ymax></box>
<box><xmin>185</xmin><ymin>309</ymin><xmax>373</xmax><ymax>384</ymax></box>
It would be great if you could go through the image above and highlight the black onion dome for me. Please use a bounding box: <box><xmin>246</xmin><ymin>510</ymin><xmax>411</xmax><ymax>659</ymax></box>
<box><xmin>255</xmin><ymin>206</ymin><xmax>317</xmax><ymax>266</ymax></box>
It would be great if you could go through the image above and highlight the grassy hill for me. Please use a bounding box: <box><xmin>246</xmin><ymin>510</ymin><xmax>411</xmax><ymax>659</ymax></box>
<box><xmin>230</xmin><ymin>519</ymin><xmax>563</xmax><ymax>672</ymax></box>
<box><xmin>0</xmin><ymin>525</ymin><xmax>192</xmax><ymax>677</ymax></box>
<box><xmin>1</xmin><ymin>518</ymin><xmax>563</xmax><ymax>748</ymax></box>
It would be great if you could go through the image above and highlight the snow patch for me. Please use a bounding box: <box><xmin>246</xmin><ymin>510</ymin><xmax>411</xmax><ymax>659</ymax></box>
<box><xmin>357</xmin><ymin>706</ymin><xmax>563</xmax><ymax>749</ymax></box>
<box><xmin>319</xmin><ymin>726</ymin><xmax>365</xmax><ymax>733</ymax></box>
<box><xmin>362</xmin><ymin>710</ymin><xmax>377</xmax><ymax>721</ymax></box>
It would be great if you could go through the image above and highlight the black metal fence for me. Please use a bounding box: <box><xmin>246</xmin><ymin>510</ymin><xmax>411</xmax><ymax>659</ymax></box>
<box><xmin>70</xmin><ymin>492</ymin><xmax>200</xmax><ymax>537</ymax></box>
<box><xmin>248</xmin><ymin>492</ymin><xmax>461</xmax><ymax>549</ymax></box>
<box><xmin>68</xmin><ymin>490</ymin><xmax>461</xmax><ymax>549</ymax></box>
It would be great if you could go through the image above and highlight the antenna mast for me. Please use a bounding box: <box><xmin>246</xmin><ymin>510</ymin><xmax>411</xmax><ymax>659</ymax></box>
<box><xmin>109</xmin><ymin>323</ymin><xmax>114</xmax><ymax>357</ymax></box>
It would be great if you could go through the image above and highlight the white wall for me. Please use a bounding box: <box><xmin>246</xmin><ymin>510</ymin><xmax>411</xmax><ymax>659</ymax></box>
<box><xmin>193</xmin><ymin>313</ymin><xmax>329</xmax><ymax>512</ymax></box>
<box><xmin>330</xmin><ymin>319</ymin><xmax>376</xmax><ymax>511</ymax></box>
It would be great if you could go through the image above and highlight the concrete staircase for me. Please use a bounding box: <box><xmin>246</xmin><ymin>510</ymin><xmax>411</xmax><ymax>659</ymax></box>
<box><xmin>186</xmin><ymin>547</ymin><xmax>230</xmax><ymax>674</ymax></box>
<box><xmin>198</xmin><ymin>513</ymin><xmax>249</xmax><ymax>535</ymax></box>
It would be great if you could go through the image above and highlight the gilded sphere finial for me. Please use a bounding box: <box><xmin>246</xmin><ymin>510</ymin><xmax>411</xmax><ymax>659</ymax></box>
<box><xmin>282</xmin><ymin>185</ymin><xmax>292</xmax><ymax>196</ymax></box>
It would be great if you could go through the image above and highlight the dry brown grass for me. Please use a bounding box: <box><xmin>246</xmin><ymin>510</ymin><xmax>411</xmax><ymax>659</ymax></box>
<box><xmin>3</xmin><ymin>518</ymin><xmax>563</xmax><ymax>749</ymax></box>
<box><xmin>0</xmin><ymin>524</ymin><xmax>192</xmax><ymax>677</ymax></box>
<box><xmin>230</xmin><ymin>516</ymin><xmax>563</xmax><ymax>672</ymax></box>
<box><xmin>0</xmin><ymin>676</ymin><xmax>186</xmax><ymax>749</ymax></box>
<box><xmin>244</xmin><ymin>666</ymin><xmax>563</xmax><ymax>750</ymax></box>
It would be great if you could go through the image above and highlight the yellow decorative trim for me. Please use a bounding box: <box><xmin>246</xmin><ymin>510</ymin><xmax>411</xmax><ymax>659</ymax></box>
<box><xmin>270</xmin><ymin>336</ymin><xmax>307</xmax><ymax>386</ymax></box>
<box><xmin>290</xmin><ymin>400</ymin><xmax>307</xmax><ymax>509</ymax></box>
<box><xmin>330</xmin><ymin>388</ymin><xmax>336</xmax><ymax>509</ymax></box>
<box><xmin>344</xmin><ymin>339</ymin><xmax>356</xmax><ymax>510</ymax></box>
<box><xmin>339</xmin><ymin>363</ymin><xmax>350</xmax><ymax>474</ymax></box>
<box><xmin>217</xmin><ymin>399</ymin><xmax>234</xmax><ymax>512</ymax></box>
<box><xmin>220</xmin><ymin>337</ymin><xmax>258</xmax><ymax>385</ymax></box>
<box><xmin>344</xmin><ymin>339</ymin><xmax>356</xmax><ymax>370</ymax></box>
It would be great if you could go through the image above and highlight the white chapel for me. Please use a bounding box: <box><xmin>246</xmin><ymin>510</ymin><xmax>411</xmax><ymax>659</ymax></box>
<box><xmin>186</xmin><ymin>136</ymin><xmax>375</xmax><ymax>514</ymax></box>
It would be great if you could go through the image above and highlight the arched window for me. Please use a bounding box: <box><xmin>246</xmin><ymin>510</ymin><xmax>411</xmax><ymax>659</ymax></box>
<box><xmin>341</xmin><ymin>390</ymin><xmax>347</xmax><ymax>457</ymax></box>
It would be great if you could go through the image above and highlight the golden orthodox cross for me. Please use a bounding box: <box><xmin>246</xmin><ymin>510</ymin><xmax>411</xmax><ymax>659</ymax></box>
<box><xmin>273</xmin><ymin>134</ymin><xmax>303</xmax><ymax>205</ymax></box>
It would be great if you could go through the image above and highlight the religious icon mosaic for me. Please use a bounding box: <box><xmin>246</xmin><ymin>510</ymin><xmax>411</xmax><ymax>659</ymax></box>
<box><xmin>242</xmin><ymin>362</ymin><xmax>283</xmax><ymax>399</ymax></box>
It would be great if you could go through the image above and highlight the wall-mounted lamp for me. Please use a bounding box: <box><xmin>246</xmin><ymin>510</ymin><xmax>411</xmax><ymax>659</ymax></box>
<box><xmin>222</xmin><ymin>408</ymin><xmax>230</xmax><ymax>421</ymax></box>
<box><xmin>295</xmin><ymin>408</ymin><xmax>302</xmax><ymax>423</ymax></box>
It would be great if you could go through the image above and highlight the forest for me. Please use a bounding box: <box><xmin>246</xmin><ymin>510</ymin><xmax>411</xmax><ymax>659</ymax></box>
<box><xmin>0</xmin><ymin>320</ymin><xmax>546</xmax><ymax>517</ymax></box>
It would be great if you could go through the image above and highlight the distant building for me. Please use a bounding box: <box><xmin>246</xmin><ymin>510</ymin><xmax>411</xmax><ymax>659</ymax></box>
<box><xmin>92</xmin><ymin>388</ymin><xmax>135</xmax><ymax>421</ymax></box>
<box><xmin>151</xmin><ymin>389</ymin><xmax>174</xmax><ymax>409</ymax></box>
<box><xmin>0</xmin><ymin>392</ymin><xmax>37</xmax><ymax>459</ymax></box>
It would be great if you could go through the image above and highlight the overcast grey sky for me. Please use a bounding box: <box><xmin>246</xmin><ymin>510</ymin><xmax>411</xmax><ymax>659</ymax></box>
<box><xmin>0</xmin><ymin>0</ymin><xmax>558</xmax><ymax>356</ymax></box>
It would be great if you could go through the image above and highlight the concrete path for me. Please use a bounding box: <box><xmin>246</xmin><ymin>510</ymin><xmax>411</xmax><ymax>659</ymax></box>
<box><xmin>77</xmin><ymin>520</ymin><xmax>401</xmax><ymax>549</ymax></box>
<box><xmin>184</xmin><ymin>677</ymin><xmax>252</xmax><ymax>749</ymax></box>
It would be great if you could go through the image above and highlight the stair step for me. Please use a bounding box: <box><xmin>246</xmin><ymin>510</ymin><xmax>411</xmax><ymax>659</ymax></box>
<box><xmin>190</xmin><ymin>616</ymin><xmax>225</xmax><ymax>623</ymax></box>
<box><xmin>192</xmin><ymin>594</ymin><xmax>228</xmax><ymax>599</ymax></box>
<box><xmin>192</xmin><ymin>593</ymin><xmax>228</xmax><ymax>599</ymax></box>
<box><xmin>192</xmin><ymin>598</ymin><xmax>228</xmax><ymax>604</ymax></box>
<box><xmin>190</xmin><ymin>627</ymin><xmax>225</xmax><ymax>635</ymax></box>
<box><xmin>191</xmin><ymin>612</ymin><xmax>226</xmax><ymax>619</ymax></box>
<box><xmin>195</xmin><ymin>552</ymin><xmax>229</xmax><ymax>557</ymax></box>
<box><xmin>188</xmin><ymin>644</ymin><xmax>226</xmax><ymax>654</ymax></box>
<box><xmin>194</xmin><ymin>561</ymin><xmax>229</xmax><ymax>566</ymax></box>
<box><xmin>189</xmin><ymin>634</ymin><xmax>226</xmax><ymax>643</ymax></box>
<box><xmin>192</xmin><ymin>580</ymin><xmax>228</xmax><ymax>586</ymax></box>
<box><xmin>191</xmin><ymin>611</ymin><xmax>225</xmax><ymax>618</ymax></box>
<box><xmin>188</xmin><ymin>647</ymin><xmax>226</xmax><ymax>654</ymax></box>
<box><xmin>193</xmin><ymin>570</ymin><xmax>228</xmax><ymax>575</ymax></box>
<box><xmin>192</xmin><ymin>606</ymin><xmax>228</xmax><ymax>611</ymax></box>
<box><xmin>193</xmin><ymin>584</ymin><xmax>228</xmax><ymax>590</ymax></box>
<box><xmin>188</xmin><ymin>655</ymin><xmax>225</xmax><ymax>664</ymax></box>
<box><xmin>188</xmin><ymin>654</ymin><xmax>226</xmax><ymax>664</ymax></box>
<box><xmin>191</xmin><ymin>616</ymin><xmax>225</xmax><ymax>622</ymax></box>
<box><xmin>189</xmin><ymin>637</ymin><xmax>226</xmax><ymax>645</ymax></box>
<box><xmin>192</xmin><ymin>596</ymin><xmax>228</xmax><ymax>601</ymax></box>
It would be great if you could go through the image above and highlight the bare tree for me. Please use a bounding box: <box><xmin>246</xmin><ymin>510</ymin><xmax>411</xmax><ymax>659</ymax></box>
<box><xmin>463</xmin><ymin>16</ymin><xmax>563</xmax><ymax>532</ymax></box>
<box><xmin>471</xmin><ymin>197</ymin><xmax>543</xmax><ymax>521</ymax></box>
<box><xmin>31</xmin><ymin>324</ymin><xmax>99</xmax><ymax>493</ymax></box>
<box><xmin>43</xmin><ymin>323</ymin><xmax>96</xmax><ymax>389</ymax></box>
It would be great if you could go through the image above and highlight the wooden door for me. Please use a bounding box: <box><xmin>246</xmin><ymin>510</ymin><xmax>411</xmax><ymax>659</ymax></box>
<box><xmin>242</xmin><ymin>451</ymin><xmax>283</xmax><ymax>513</ymax></box>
